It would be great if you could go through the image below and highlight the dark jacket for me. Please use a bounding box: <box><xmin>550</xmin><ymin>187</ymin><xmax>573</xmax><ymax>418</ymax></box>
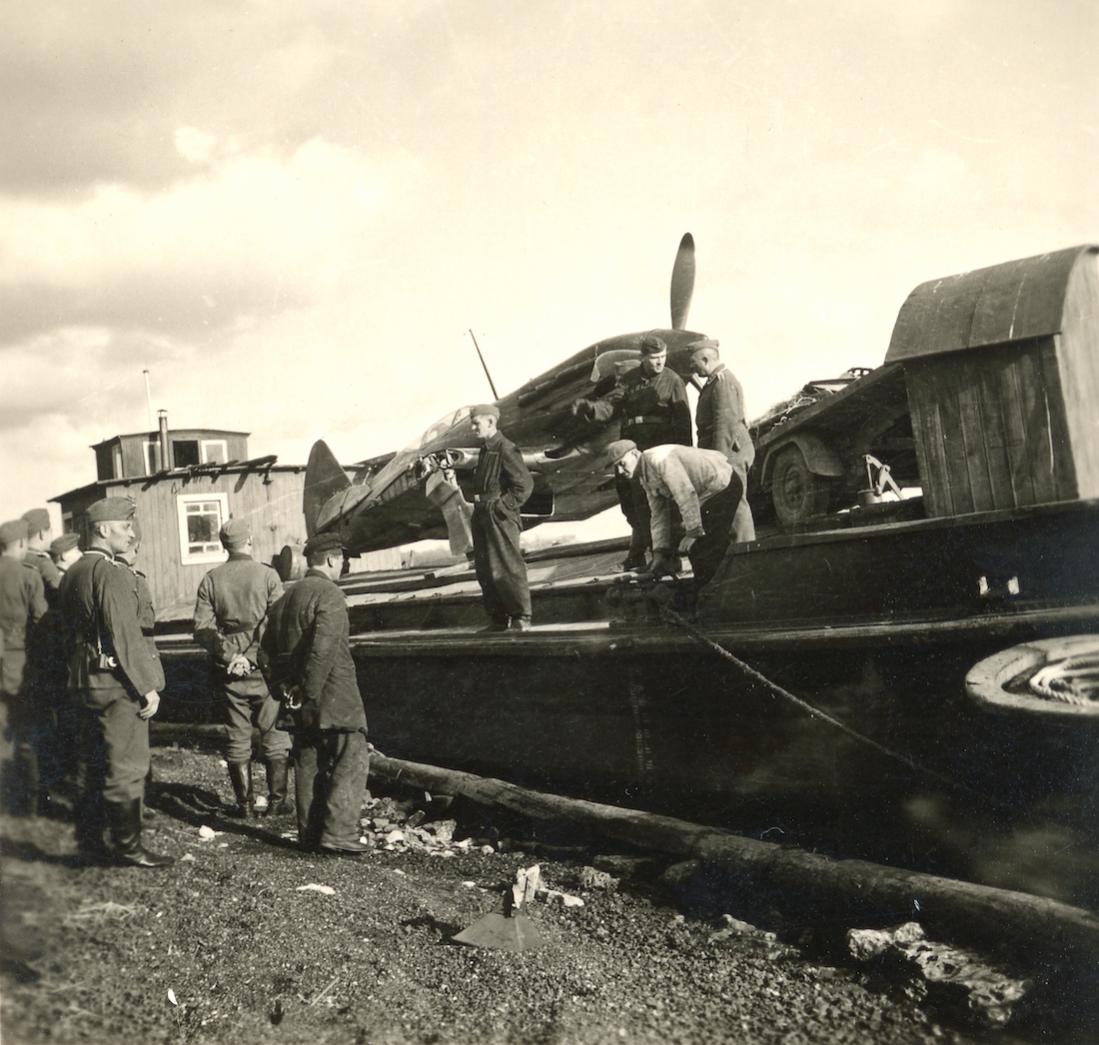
<box><xmin>696</xmin><ymin>364</ymin><xmax>755</xmax><ymax>470</ymax></box>
<box><xmin>24</xmin><ymin>549</ymin><xmax>62</xmax><ymax>606</ymax></box>
<box><xmin>0</xmin><ymin>556</ymin><xmax>48</xmax><ymax>697</ymax></box>
<box><xmin>472</xmin><ymin>432</ymin><xmax>534</xmax><ymax>516</ymax></box>
<box><xmin>261</xmin><ymin>570</ymin><xmax>365</xmax><ymax>732</ymax></box>
<box><xmin>193</xmin><ymin>554</ymin><xmax>283</xmax><ymax>668</ymax></box>
<box><xmin>585</xmin><ymin>366</ymin><xmax>691</xmax><ymax>450</ymax></box>
<box><xmin>59</xmin><ymin>549</ymin><xmax>162</xmax><ymax>700</ymax></box>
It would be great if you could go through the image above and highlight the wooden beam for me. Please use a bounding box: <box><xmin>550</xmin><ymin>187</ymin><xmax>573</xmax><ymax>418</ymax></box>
<box><xmin>367</xmin><ymin>752</ymin><xmax>1099</xmax><ymax>969</ymax></box>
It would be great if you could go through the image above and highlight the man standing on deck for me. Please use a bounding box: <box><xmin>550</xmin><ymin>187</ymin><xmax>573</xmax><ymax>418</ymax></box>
<box><xmin>59</xmin><ymin>497</ymin><xmax>172</xmax><ymax>867</ymax></box>
<box><xmin>606</xmin><ymin>440</ymin><xmax>740</xmax><ymax>590</ymax></box>
<box><xmin>194</xmin><ymin>518</ymin><xmax>291</xmax><ymax>818</ymax></box>
<box><xmin>689</xmin><ymin>342</ymin><xmax>756</xmax><ymax>545</ymax></box>
<box><xmin>571</xmin><ymin>335</ymin><xmax>692</xmax><ymax>570</ymax></box>
<box><xmin>260</xmin><ymin>532</ymin><xmax>368</xmax><ymax>854</ymax></box>
<box><xmin>469</xmin><ymin>404</ymin><xmax>535</xmax><ymax>632</ymax></box>
<box><xmin>0</xmin><ymin>519</ymin><xmax>48</xmax><ymax>814</ymax></box>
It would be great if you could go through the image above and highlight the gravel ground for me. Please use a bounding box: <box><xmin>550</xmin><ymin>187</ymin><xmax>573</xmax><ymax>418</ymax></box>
<box><xmin>0</xmin><ymin>746</ymin><xmax>1075</xmax><ymax>1045</ymax></box>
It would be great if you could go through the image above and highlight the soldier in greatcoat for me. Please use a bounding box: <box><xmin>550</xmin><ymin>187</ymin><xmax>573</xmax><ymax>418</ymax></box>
<box><xmin>194</xmin><ymin>518</ymin><xmax>291</xmax><ymax>817</ymax></box>
<box><xmin>59</xmin><ymin>497</ymin><xmax>172</xmax><ymax>867</ymax></box>
<box><xmin>260</xmin><ymin>532</ymin><xmax>368</xmax><ymax>854</ymax></box>
<box><xmin>468</xmin><ymin>404</ymin><xmax>535</xmax><ymax>631</ymax></box>
<box><xmin>689</xmin><ymin>342</ymin><xmax>756</xmax><ymax>544</ymax></box>
<box><xmin>572</xmin><ymin>335</ymin><xmax>692</xmax><ymax>569</ymax></box>
<box><xmin>0</xmin><ymin>518</ymin><xmax>48</xmax><ymax>814</ymax></box>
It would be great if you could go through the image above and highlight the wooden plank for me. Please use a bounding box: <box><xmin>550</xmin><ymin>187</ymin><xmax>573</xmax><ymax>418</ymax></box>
<box><xmin>1014</xmin><ymin>343</ymin><xmax>1058</xmax><ymax>505</ymax></box>
<box><xmin>905</xmin><ymin>364</ymin><xmax>953</xmax><ymax>517</ymax></box>
<box><xmin>956</xmin><ymin>357</ymin><xmax>995</xmax><ymax>511</ymax></box>
<box><xmin>997</xmin><ymin>349</ymin><xmax>1038</xmax><ymax>508</ymax></box>
<box><xmin>1036</xmin><ymin>339</ymin><xmax>1077</xmax><ymax>502</ymax></box>
<box><xmin>362</xmin><ymin>752</ymin><xmax>1099</xmax><ymax>968</ymax></box>
<box><xmin>974</xmin><ymin>346</ymin><xmax>1016</xmax><ymax>509</ymax></box>
<box><xmin>930</xmin><ymin>360</ymin><xmax>975</xmax><ymax>514</ymax></box>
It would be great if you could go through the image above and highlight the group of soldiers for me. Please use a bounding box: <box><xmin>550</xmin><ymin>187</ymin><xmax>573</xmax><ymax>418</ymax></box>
<box><xmin>470</xmin><ymin>334</ymin><xmax>756</xmax><ymax>632</ymax></box>
<box><xmin>0</xmin><ymin>499</ymin><xmax>372</xmax><ymax>866</ymax></box>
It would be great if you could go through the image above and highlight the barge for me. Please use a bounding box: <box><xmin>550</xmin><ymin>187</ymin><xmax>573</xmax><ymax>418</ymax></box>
<box><xmin>158</xmin><ymin>245</ymin><xmax>1099</xmax><ymax>895</ymax></box>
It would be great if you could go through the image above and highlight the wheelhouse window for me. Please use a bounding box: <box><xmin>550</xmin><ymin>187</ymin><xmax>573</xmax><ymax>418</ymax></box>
<box><xmin>176</xmin><ymin>493</ymin><xmax>229</xmax><ymax>565</ymax></box>
<box><xmin>172</xmin><ymin>440</ymin><xmax>200</xmax><ymax>467</ymax></box>
<box><xmin>201</xmin><ymin>439</ymin><xmax>228</xmax><ymax>464</ymax></box>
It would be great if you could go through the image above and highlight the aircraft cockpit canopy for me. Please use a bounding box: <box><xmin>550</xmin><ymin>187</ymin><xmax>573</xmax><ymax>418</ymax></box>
<box><xmin>406</xmin><ymin>406</ymin><xmax>473</xmax><ymax>451</ymax></box>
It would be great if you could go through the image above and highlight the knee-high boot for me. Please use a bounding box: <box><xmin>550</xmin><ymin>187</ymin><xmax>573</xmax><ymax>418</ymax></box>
<box><xmin>263</xmin><ymin>758</ymin><xmax>294</xmax><ymax>816</ymax></box>
<box><xmin>227</xmin><ymin>761</ymin><xmax>254</xmax><ymax>818</ymax></box>
<box><xmin>106</xmin><ymin>798</ymin><xmax>173</xmax><ymax>868</ymax></box>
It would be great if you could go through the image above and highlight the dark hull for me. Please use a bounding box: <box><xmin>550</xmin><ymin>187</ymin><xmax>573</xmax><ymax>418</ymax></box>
<box><xmin>158</xmin><ymin>499</ymin><xmax>1099</xmax><ymax>898</ymax></box>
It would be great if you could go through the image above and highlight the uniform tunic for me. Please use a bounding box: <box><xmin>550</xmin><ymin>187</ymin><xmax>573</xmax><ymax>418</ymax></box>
<box><xmin>470</xmin><ymin>431</ymin><xmax>535</xmax><ymax>624</ymax></box>
<box><xmin>0</xmin><ymin>556</ymin><xmax>48</xmax><ymax>777</ymax></box>
<box><xmin>24</xmin><ymin>550</ymin><xmax>62</xmax><ymax>606</ymax></box>
<box><xmin>695</xmin><ymin>363</ymin><xmax>756</xmax><ymax>544</ymax></box>
<box><xmin>60</xmin><ymin>549</ymin><xmax>161</xmax><ymax>807</ymax></box>
<box><xmin>262</xmin><ymin>569</ymin><xmax>367</xmax><ymax>848</ymax></box>
<box><xmin>639</xmin><ymin>445</ymin><xmax>741</xmax><ymax>589</ymax></box>
<box><xmin>194</xmin><ymin>554</ymin><xmax>289</xmax><ymax>764</ymax></box>
<box><xmin>583</xmin><ymin>367</ymin><xmax>692</xmax><ymax>558</ymax></box>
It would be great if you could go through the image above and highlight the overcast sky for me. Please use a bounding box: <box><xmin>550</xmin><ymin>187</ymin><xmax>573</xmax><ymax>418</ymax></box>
<box><xmin>2</xmin><ymin>0</ymin><xmax>1096</xmax><ymax>527</ymax></box>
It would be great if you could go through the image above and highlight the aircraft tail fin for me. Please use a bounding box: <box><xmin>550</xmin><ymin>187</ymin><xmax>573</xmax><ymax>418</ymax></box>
<box><xmin>304</xmin><ymin>440</ymin><xmax>351</xmax><ymax>537</ymax></box>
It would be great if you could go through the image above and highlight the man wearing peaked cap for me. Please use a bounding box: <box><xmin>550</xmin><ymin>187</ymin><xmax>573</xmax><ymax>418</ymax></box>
<box><xmin>469</xmin><ymin>403</ymin><xmax>534</xmax><ymax>631</ymax></box>
<box><xmin>0</xmin><ymin>518</ymin><xmax>48</xmax><ymax>815</ymax></box>
<box><xmin>571</xmin><ymin>333</ymin><xmax>692</xmax><ymax>570</ymax></box>
<box><xmin>260</xmin><ymin>531</ymin><xmax>368</xmax><ymax>854</ymax></box>
<box><xmin>59</xmin><ymin>496</ymin><xmax>172</xmax><ymax>867</ymax></box>
<box><xmin>22</xmin><ymin>508</ymin><xmax>61</xmax><ymax>602</ymax></box>
<box><xmin>194</xmin><ymin>515</ymin><xmax>289</xmax><ymax>819</ymax></box>
<box><xmin>49</xmin><ymin>533</ymin><xmax>82</xmax><ymax>572</ymax></box>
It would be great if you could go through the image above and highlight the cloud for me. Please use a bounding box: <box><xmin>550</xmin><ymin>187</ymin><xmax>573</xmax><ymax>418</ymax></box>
<box><xmin>0</xmin><ymin>135</ymin><xmax>421</xmax><ymax>342</ymax></box>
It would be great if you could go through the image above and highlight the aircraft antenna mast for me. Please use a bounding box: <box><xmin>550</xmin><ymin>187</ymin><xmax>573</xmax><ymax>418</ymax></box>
<box><xmin>468</xmin><ymin>329</ymin><xmax>499</xmax><ymax>400</ymax></box>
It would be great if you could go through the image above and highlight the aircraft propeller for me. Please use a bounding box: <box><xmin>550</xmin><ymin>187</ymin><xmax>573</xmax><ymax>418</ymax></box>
<box><xmin>669</xmin><ymin>232</ymin><xmax>695</xmax><ymax>330</ymax></box>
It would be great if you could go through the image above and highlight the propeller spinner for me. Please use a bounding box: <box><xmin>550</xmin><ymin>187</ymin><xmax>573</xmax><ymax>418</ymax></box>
<box><xmin>669</xmin><ymin>232</ymin><xmax>695</xmax><ymax>330</ymax></box>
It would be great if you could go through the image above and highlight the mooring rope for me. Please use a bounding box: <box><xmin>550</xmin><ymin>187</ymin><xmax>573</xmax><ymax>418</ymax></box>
<box><xmin>1029</xmin><ymin>653</ymin><xmax>1099</xmax><ymax>706</ymax></box>
<box><xmin>661</xmin><ymin>605</ymin><xmax>1003</xmax><ymax>809</ymax></box>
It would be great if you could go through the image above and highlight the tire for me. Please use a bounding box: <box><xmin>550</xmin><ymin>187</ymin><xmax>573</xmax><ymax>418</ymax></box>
<box><xmin>770</xmin><ymin>446</ymin><xmax>837</xmax><ymax>529</ymax></box>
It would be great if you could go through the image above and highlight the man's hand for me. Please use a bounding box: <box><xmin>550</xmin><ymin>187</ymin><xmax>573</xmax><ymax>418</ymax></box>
<box><xmin>139</xmin><ymin>691</ymin><xmax>161</xmax><ymax>720</ymax></box>
<box><xmin>678</xmin><ymin>528</ymin><xmax>705</xmax><ymax>555</ymax></box>
<box><xmin>570</xmin><ymin>399</ymin><xmax>592</xmax><ymax>420</ymax></box>
<box><xmin>226</xmin><ymin>654</ymin><xmax>251</xmax><ymax>678</ymax></box>
<box><xmin>648</xmin><ymin>551</ymin><xmax>680</xmax><ymax>580</ymax></box>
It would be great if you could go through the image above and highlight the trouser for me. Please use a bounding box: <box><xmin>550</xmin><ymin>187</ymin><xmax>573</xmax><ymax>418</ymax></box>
<box><xmin>73</xmin><ymin>687</ymin><xmax>150</xmax><ymax>848</ymax></box>
<box><xmin>471</xmin><ymin>504</ymin><xmax>530</xmax><ymax>623</ymax></box>
<box><xmin>294</xmin><ymin>730</ymin><xmax>370</xmax><ymax>849</ymax></box>
<box><xmin>615</xmin><ymin>473</ymin><xmax>652</xmax><ymax>560</ymax></box>
<box><xmin>690</xmin><ymin>466</ymin><xmax>753</xmax><ymax>589</ymax></box>
<box><xmin>220</xmin><ymin>674</ymin><xmax>292</xmax><ymax>764</ymax></box>
<box><xmin>0</xmin><ymin>691</ymin><xmax>39</xmax><ymax>814</ymax></box>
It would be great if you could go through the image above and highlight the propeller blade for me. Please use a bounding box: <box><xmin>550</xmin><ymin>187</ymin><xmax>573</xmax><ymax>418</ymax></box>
<box><xmin>669</xmin><ymin>232</ymin><xmax>695</xmax><ymax>330</ymax></box>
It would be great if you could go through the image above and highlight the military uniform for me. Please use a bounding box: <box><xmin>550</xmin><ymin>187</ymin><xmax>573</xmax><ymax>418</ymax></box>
<box><xmin>470</xmin><ymin>423</ymin><xmax>535</xmax><ymax>629</ymax></box>
<box><xmin>60</xmin><ymin>497</ymin><xmax>171</xmax><ymax>866</ymax></box>
<box><xmin>261</xmin><ymin>534</ymin><xmax>367</xmax><ymax>851</ymax></box>
<box><xmin>0</xmin><ymin>520</ymin><xmax>49</xmax><ymax>813</ymax></box>
<box><xmin>577</xmin><ymin>354</ymin><xmax>692</xmax><ymax>566</ymax></box>
<box><xmin>695</xmin><ymin>363</ymin><xmax>756</xmax><ymax>545</ymax></box>
<box><xmin>194</xmin><ymin>526</ymin><xmax>290</xmax><ymax>816</ymax></box>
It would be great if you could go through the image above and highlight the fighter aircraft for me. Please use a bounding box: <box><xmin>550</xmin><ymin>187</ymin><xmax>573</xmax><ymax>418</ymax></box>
<box><xmin>304</xmin><ymin>233</ymin><xmax>712</xmax><ymax>555</ymax></box>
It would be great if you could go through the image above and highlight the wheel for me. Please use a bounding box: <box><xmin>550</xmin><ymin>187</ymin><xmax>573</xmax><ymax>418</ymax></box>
<box><xmin>770</xmin><ymin>446</ymin><xmax>838</xmax><ymax>529</ymax></box>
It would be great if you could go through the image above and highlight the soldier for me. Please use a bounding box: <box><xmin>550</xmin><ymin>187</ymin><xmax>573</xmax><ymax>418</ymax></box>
<box><xmin>193</xmin><ymin>518</ymin><xmax>291</xmax><ymax>818</ymax></box>
<box><xmin>689</xmin><ymin>342</ymin><xmax>756</xmax><ymax>544</ymax></box>
<box><xmin>0</xmin><ymin>519</ymin><xmax>48</xmax><ymax>814</ymax></box>
<box><xmin>22</xmin><ymin>508</ymin><xmax>62</xmax><ymax>605</ymax></box>
<box><xmin>59</xmin><ymin>497</ymin><xmax>172</xmax><ymax>867</ymax></box>
<box><xmin>606</xmin><ymin>439</ymin><xmax>740</xmax><ymax>590</ymax></box>
<box><xmin>572</xmin><ymin>335</ymin><xmax>692</xmax><ymax>569</ymax></box>
<box><xmin>260</xmin><ymin>532</ymin><xmax>368</xmax><ymax>854</ymax></box>
<box><xmin>50</xmin><ymin>533</ymin><xmax>82</xmax><ymax>575</ymax></box>
<box><xmin>468</xmin><ymin>404</ymin><xmax>535</xmax><ymax>632</ymax></box>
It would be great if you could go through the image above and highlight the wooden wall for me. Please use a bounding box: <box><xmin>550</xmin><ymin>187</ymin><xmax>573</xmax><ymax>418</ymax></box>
<box><xmin>906</xmin><ymin>338</ymin><xmax>1078</xmax><ymax>517</ymax></box>
<box><xmin>1057</xmin><ymin>251</ymin><xmax>1099</xmax><ymax>499</ymax></box>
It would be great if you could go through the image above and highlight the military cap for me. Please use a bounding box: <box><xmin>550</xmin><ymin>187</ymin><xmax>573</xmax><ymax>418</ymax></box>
<box><xmin>219</xmin><ymin>517</ymin><xmax>252</xmax><ymax>550</ymax></box>
<box><xmin>21</xmin><ymin>508</ymin><xmax>51</xmax><ymax>533</ymax></box>
<box><xmin>50</xmin><ymin>533</ymin><xmax>80</xmax><ymax>556</ymax></box>
<box><xmin>470</xmin><ymin>403</ymin><xmax>500</xmax><ymax>420</ymax></box>
<box><xmin>303</xmin><ymin>532</ymin><xmax>345</xmax><ymax>558</ymax></box>
<box><xmin>639</xmin><ymin>335</ymin><xmax>667</xmax><ymax>356</ymax></box>
<box><xmin>0</xmin><ymin>518</ymin><xmax>29</xmax><ymax>547</ymax></box>
<box><xmin>86</xmin><ymin>496</ymin><xmax>136</xmax><ymax>524</ymax></box>
<box><xmin>605</xmin><ymin>439</ymin><xmax>639</xmax><ymax>464</ymax></box>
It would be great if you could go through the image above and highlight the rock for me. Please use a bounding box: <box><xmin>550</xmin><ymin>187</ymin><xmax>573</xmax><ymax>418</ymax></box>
<box><xmin>426</xmin><ymin>819</ymin><xmax>457</xmax><ymax>844</ymax></box>
<box><xmin>542</xmin><ymin>890</ymin><xmax>584</xmax><ymax>908</ymax></box>
<box><xmin>578</xmin><ymin>866</ymin><xmax>619</xmax><ymax>892</ymax></box>
<box><xmin>384</xmin><ymin>829</ymin><xmax>405</xmax><ymax>844</ymax></box>
<box><xmin>593</xmin><ymin>854</ymin><xmax>660</xmax><ymax>879</ymax></box>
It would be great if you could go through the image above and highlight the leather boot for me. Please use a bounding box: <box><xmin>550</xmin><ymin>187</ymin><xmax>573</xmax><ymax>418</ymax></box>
<box><xmin>264</xmin><ymin>758</ymin><xmax>295</xmax><ymax>816</ymax></box>
<box><xmin>227</xmin><ymin>761</ymin><xmax>254</xmax><ymax>818</ymax></box>
<box><xmin>107</xmin><ymin>799</ymin><xmax>173</xmax><ymax>868</ymax></box>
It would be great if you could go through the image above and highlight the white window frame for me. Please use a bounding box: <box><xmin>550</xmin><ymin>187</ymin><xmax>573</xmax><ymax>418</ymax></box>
<box><xmin>143</xmin><ymin>440</ymin><xmax>162</xmax><ymax>476</ymax></box>
<box><xmin>201</xmin><ymin>439</ymin><xmax>229</xmax><ymax>465</ymax></box>
<box><xmin>176</xmin><ymin>493</ymin><xmax>230</xmax><ymax>565</ymax></box>
<box><xmin>112</xmin><ymin>444</ymin><xmax>123</xmax><ymax>479</ymax></box>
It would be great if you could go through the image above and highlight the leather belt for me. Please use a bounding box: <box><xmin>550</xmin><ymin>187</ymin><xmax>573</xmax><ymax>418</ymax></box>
<box><xmin>626</xmin><ymin>415</ymin><xmax>664</xmax><ymax>426</ymax></box>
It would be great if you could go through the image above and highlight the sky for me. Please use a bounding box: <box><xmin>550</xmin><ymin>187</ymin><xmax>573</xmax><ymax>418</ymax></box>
<box><xmin>2</xmin><ymin>0</ymin><xmax>1097</xmax><ymax>530</ymax></box>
